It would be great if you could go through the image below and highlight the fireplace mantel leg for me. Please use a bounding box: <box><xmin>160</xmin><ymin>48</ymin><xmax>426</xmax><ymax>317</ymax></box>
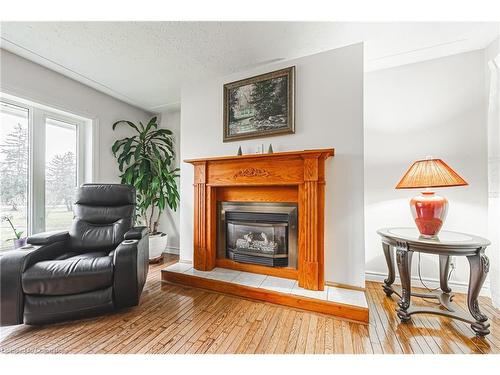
<box><xmin>193</xmin><ymin>161</ymin><xmax>215</xmax><ymax>271</ymax></box>
<box><xmin>298</xmin><ymin>156</ymin><xmax>325</xmax><ymax>291</ymax></box>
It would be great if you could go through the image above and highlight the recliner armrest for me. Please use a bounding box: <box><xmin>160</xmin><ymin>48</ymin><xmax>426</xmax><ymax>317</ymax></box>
<box><xmin>0</xmin><ymin>240</ymin><xmax>68</xmax><ymax>326</ymax></box>
<box><xmin>113</xmin><ymin>233</ymin><xmax>149</xmax><ymax>309</ymax></box>
<box><xmin>124</xmin><ymin>226</ymin><xmax>148</xmax><ymax>240</ymax></box>
<box><xmin>28</xmin><ymin>231</ymin><xmax>69</xmax><ymax>245</ymax></box>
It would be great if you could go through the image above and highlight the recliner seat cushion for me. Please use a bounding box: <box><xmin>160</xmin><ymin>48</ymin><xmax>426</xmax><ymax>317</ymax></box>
<box><xmin>22</xmin><ymin>252</ymin><xmax>113</xmax><ymax>296</ymax></box>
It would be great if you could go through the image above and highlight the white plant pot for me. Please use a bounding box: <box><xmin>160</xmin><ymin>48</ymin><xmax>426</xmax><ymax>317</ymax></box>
<box><xmin>148</xmin><ymin>233</ymin><xmax>168</xmax><ymax>261</ymax></box>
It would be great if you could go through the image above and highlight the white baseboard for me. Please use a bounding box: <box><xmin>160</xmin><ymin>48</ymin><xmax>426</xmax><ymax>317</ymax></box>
<box><xmin>163</xmin><ymin>246</ymin><xmax>179</xmax><ymax>255</ymax></box>
<box><xmin>365</xmin><ymin>270</ymin><xmax>491</xmax><ymax>297</ymax></box>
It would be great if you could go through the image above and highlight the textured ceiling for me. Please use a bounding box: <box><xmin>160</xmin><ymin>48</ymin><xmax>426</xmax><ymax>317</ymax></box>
<box><xmin>1</xmin><ymin>22</ymin><xmax>499</xmax><ymax>112</ymax></box>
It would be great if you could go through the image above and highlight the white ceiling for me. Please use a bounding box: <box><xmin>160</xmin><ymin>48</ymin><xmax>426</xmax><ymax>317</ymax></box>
<box><xmin>1</xmin><ymin>22</ymin><xmax>499</xmax><ymax>113</ymax></box>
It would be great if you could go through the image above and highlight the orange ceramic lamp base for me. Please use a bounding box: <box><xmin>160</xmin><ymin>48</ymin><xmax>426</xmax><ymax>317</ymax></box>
<box><xmin>410</xmin><ymin>191</ymin><xmax>448</xmax><ymax>237</ymax></box>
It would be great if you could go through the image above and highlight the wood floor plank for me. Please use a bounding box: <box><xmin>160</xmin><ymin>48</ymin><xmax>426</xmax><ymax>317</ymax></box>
<box><xmin>254</xmin><ymin>306</ymin><xmax>284</xmax><ymax>354</ymax></box>
<box><xmin>222</xmin><ymin>302</ymin><xmax>262</xmax><ymax>354</ymax></box>
<box><xmin>244</xmin><ymin>305</ymin><xmax>277</xmax><ymax>354</ymax></box>
<box><xmin>332</xmin><ymin>318</ymin><xmax>344</xmax><ymax>353</ymax></box>
<box><xmin>211</xmin><ymin>301</ymin><xmax>257</xmax><ymax>354</ymax></box>
<box><xmin>294</xmin><ymin>313</ymin><xmax>311</xmax><ymax>354</ymax></box>
<box><xmin>195</xmin><ymin>298</ymin><xmax>250</xmax><ymax>354</ymax></box>
<box><xmin>284</xmin><ymin>312</ymin><xmax>303</xmax><ymax>354</ymax></box>
<box><xmin>313</xmin><ymin>316</ymin><xmax>325</xmax><ymax>354</ymax></box>
<box><xmin>324</xmin><ymin>318</ymin><xmax>334</xmax><ymax>354</ymax></box>
<box><xmin>273</xmin><ymin>309</ymin><xmax>296</xmax><ymax>354</ymax></box>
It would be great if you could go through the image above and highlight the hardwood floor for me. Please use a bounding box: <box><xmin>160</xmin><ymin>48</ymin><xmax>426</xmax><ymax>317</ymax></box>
<box><xmin>1</xmin><ymin>254</ymin><xmax>499</xmax><ymax>354</ymax></box>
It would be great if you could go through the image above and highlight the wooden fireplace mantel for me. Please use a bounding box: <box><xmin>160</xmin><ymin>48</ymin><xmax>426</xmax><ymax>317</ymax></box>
<box><xmin>185</xmin><ymin>148</ymin><xmax>334</xmax><ymax>291</ymax></box>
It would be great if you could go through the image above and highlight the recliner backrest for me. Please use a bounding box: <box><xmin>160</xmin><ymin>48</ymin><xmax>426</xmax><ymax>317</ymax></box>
<box><xmin>70</xmin><ymin>184</ymin><xmax>136</xmax><ymax>252</ymax></box>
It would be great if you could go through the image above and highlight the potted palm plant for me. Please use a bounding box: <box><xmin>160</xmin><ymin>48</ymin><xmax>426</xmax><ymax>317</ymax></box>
<box><xmin>112</xmin><ymin>116</ymin><xmax>179</xmax><ymax>262</ymax></box>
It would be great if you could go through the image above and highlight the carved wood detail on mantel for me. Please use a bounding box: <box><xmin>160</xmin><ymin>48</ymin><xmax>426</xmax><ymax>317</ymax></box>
<box><xmin>185</xmin><ymin>148</ymin><xmax>334</xmax><ymax>291</ymax></box>
<box><xmin>233</xmin><ymin>167</ymin><xmax>271</xmax><ymax>178</ymax></box>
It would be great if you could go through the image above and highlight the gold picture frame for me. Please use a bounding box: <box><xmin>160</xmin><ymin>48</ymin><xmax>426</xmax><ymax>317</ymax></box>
<box><xmin>223</xmin><ymin>66</ymin><xmax>295</xmax><ymax>142</ymax></box>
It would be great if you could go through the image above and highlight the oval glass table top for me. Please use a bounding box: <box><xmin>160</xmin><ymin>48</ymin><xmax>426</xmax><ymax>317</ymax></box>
<box><xmin>377</xmin><ymin>227</ymin><xmax>490</xmax><ymax>248</ymax></box>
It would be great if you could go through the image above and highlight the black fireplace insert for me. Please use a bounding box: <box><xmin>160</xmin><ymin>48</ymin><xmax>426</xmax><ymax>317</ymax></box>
<box><xmin>218</xmin><ymin>202</ymin><xmax>298</xmax><ymax>268</ymax></box>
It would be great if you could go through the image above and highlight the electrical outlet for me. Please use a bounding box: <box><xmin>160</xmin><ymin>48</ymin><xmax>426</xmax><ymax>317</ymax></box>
<box><xmin>450</xmin><ymin>256</ymin><xmax>456</xmax><ymax>269</ymax></box>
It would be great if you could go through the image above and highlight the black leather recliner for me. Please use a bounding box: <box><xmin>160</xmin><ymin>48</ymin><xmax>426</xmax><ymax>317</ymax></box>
<box><xmin>0</xmin><ymin>184</ymin><xmax>149</xmax><ymax>326</ymax></box>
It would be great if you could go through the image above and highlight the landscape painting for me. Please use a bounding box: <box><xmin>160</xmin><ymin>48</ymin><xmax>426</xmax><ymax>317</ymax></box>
<box><xmin>223</xmin><ymin>66</ymin><xmax>295</xmax><ymax>142</ymax></box>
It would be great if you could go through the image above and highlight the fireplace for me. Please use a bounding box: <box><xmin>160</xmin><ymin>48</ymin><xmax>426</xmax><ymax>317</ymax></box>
<box><xmin>185</xmin><ymin>148</ymin><xmax>334</xmax><ymax>290</ymax></box>
<box><xmin>218</xmin><ymin>202</ymin><xmax>298</xmax><ymax>268</ymax></box>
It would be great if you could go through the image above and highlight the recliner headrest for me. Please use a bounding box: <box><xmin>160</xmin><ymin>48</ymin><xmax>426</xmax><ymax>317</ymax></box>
<box><xmin>75</xmin><ymin>184</ymin><xmax>136</xmax><ymax>206</ymax></box>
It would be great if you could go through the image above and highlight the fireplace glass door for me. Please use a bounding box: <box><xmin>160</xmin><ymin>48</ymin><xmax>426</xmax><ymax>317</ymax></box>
<box><xmin>227</xmin><ymin>221</ymin><xmax>288</xmax><ymax>266</ymax></box>
<box><xmin>218</xmin><ymin>202</ymin><xmax>298</xmax><ymax>268</ymax></box>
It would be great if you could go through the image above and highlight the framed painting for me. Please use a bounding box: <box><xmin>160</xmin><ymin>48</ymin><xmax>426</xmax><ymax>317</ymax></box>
<box><xmin>223</xmin><ymin>66</ymin><xmax>295</xmax><ymax>142</ymax></box>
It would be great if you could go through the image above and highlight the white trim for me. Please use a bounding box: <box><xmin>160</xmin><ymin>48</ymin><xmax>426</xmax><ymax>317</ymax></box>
<box><xmin>31</xmin><ymin>108</ymin><xmax>45</xmax><ymax>233</ymax></box>
<box><xmin>365</xmin><ymin>270</ymin><xmax>491</xmax><ymax>297</ymax></box>
<box><xmin>90</xmin><ymin>118</ymin><xmax>100</xmax><ymax>182</ymax></box>
<box><xmin>163</xmin><ymin>246</ymin><xmax>180</xmax><ymax>255</ymax></box>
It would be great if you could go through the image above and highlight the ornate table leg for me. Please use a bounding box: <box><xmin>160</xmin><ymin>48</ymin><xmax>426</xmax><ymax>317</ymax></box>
<box><xmin>382</xmin><ymin>243</ymin><xmax>395</xmax><ymax>296</ymax></box>
<box><xmin>439</xmin><ymin>254</ymin><xmax>452</xmax><ymax>294</ymax></box>
<box><xmin>466</xmin><ymin>248</ymin><xmax>490</xmax><ymax>336</ymax></box>
<box><xmin>396</xmin><ymin>242</ymin><xmax>413</xmax><ymax>322</ymax></box>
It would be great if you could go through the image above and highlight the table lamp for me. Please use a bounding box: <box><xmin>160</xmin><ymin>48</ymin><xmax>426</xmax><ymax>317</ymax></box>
<box><xmin>395</xmin><ymin>157</ymin><xmax>468</xmax><ymax>237</ymax></box>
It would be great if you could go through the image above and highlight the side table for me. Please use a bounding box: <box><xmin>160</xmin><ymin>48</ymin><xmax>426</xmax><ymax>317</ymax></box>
<box><xmin>377</xmin><ymin>227</ymin><xmax>491</xmax><ymax>337</ymax></box>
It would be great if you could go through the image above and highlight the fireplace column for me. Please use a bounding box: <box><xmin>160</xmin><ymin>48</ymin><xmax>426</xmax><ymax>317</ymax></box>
<box><xmin>298</xmin><ymin>156</ymin><xmax>325</xmax><ymax>291</ymax></box>
<box><xmin>193</xmin><ymin>161</ymin><xmax>216</xmax><ymax>271</ymax></box>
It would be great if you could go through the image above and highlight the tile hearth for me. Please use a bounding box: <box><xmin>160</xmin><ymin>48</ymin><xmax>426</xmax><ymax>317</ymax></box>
<box><xmin>163</xmin><ymin>262</ymin><xmax>368</xmax><ymax>309</ymax></box>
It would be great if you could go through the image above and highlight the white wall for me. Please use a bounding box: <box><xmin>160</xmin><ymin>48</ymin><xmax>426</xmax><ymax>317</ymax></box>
<box><xmin>158</xmin><ymin>110</ymin><xmax>181</xmax><ymax>253</ymax></box>
<box><xmin>364</xmin><ymin>50</ymin><xmax>489</xmax><ymax>292</ymax></box>
<box><xmin>0</xmin><ymin>49</ymin><xmax>151</xmax><ymax>183</ymax></box>
<box><xmin>180</xmin><ymin>43</ymin><xmax>365</xmax><ymax>288</ymax></box>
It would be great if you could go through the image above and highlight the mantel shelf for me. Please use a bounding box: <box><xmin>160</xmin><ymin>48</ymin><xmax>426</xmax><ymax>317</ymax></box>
<box><xmin>184</xmin><ymin>148</ymin><xmax>334</xmax><ymax>164</ymax></box>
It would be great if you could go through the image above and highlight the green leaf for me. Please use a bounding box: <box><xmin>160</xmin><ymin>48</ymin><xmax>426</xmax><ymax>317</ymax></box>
<box><xmin>112</xmin><ymin>120</ymin><xmax>140</xmax><ymax>132</ymax></box>
<box><xmin>145</xmin><ymin>116</ymin><xmax>157</xmax><ymax>133</ymax></box>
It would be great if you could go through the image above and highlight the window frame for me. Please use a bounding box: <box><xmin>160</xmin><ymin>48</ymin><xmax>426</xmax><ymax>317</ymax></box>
<box><xmin>1</xmin><ymin>95</ymin><xmax>92</xmax><ymax>237</ymax></box>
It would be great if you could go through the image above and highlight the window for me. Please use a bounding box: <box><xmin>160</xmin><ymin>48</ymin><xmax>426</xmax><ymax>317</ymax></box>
<box><xmin>0</xmin><ymin>95</ymin><xmax>93</xmax><ymax>250</ymax></box>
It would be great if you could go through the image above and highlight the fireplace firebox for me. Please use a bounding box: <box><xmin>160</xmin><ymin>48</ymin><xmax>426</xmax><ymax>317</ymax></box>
<box><xmin>218</xmin><ymin>202</ymin><xmax>298</xmax><ymax>268</ymax></box>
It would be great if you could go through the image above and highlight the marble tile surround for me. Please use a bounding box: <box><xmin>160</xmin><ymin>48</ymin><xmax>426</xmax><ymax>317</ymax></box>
<box><xmin>164</xmin><ymin>262</ymin><xmax>367</xmax><ymax>309</ymax></box>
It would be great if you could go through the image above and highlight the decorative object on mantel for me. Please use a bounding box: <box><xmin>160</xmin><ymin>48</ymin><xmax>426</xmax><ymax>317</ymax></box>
<box><xmin>223</xmin><ymin>66</ymin><xmax>295</xmax><ymax>142</ymax></box>
<box><xmin>112</xmin><ymin>116</ymin><xmax>180</xmax><ymax>262</ymax></box>
<box><xmin>237</xmin><ymin>146</ymin><xmax>242</xmax><ymax>156</ymax></box>
<box><xmin>268</xmin><ymin>144</ymin><xmax>274</xmax><ymax>154</ymax></box>
<box><xmin>396</xmin><ymin>157</ymin><xmax>468</xmax><ymax>237</ymax></box>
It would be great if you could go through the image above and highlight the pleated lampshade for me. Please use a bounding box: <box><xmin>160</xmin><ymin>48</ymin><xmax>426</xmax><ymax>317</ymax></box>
<box><xmin>396</xmin><ymin>159</ymin><xmax>468</xmax><ymax>189</ymax></box>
